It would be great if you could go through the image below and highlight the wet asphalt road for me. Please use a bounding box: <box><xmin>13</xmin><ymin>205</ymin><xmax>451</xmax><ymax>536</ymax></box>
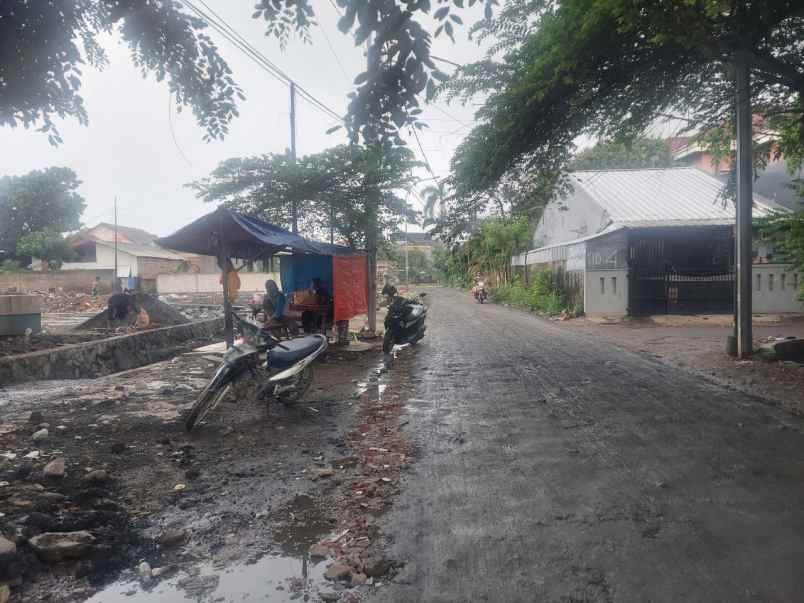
<box><xmin>376</xmin><ymin>288</ymin><xmax>804</xmax><ymax>603</ymax></box>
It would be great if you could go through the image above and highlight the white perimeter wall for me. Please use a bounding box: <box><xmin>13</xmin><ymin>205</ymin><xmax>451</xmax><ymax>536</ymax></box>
<box><xmin>752</xmin><ymin>264</ymin><xmax>804</xmax><ymax>313</ymax></box>
<box><xmin>156</xmin><ymin>272</ymin><xmax>281</xmax><ymax>294</ymax></box>
<box><xmin>584</xmin><ymin>269</ymin><xmax>628</xmax><ymax>317</ymax></box>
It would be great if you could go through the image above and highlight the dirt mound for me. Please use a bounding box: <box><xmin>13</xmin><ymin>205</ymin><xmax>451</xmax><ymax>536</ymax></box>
<box><xmin>76</xmin><ymin>293</ymin><xmax>190</xmax><ymax>331</ymax></box>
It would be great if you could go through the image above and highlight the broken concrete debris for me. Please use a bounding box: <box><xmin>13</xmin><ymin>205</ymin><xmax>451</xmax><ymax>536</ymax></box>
<box><xmin>28</xmin><ymin>531</ymin><xmax>96</xmax><ymax>563</ymax></box>
<box><xmin>43</xmin><ymin>457</ymin><xmax>66</xmax><ymax>478</ymax></box>
<box><xmin>324</xmin><ymin>562</ymin><xmax>352</xmax><ymax>581</ymax></box>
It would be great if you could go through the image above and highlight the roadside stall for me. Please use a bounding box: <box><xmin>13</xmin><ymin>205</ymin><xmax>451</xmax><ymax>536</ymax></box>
<box><xmin>157</xmin><ymin>207</ymin><xmax>367</xmax><ymax>347</ymax></box>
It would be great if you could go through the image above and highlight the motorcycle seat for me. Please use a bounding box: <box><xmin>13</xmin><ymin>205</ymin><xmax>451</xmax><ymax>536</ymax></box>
<box><xmin>269</xmin><ymin>335</ymin><xmax>325</xmax><ymax>367</ymax></box>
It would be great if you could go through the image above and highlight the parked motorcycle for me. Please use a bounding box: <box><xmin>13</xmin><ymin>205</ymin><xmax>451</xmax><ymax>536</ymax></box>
<box><xmin>383</xmin><ymin>290</ymin><xmax>428</xmax><ymax>354</ymax></box>
<box><xmin>472</xmin><ymin>282</ymin><xmax>488</xmax><ymax>304</ymax></box>
<box><xmin>185</xmin><ymin>312</ymin><xmax>327</xmax><ymax>431</ymax></box>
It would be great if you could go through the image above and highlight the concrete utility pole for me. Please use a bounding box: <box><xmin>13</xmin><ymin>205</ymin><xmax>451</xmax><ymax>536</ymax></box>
<box><xmin>113</xmin><ymin>196</ymin><xmax>119</xmax><ymax>293</ymax></box>
<box><xmin>735</xmin><ymin>63</ymin><xmax>753</xmax><ymax>358</ymax></box>
<box><xmin>365</xmin><ymin>36</ymin><xmax>379</xmax><ymax>335</ymax></box>
<box><xmin>289</xmin><ymin>82</ymin><xmax>299</xmax><ymax>234</ymax></box>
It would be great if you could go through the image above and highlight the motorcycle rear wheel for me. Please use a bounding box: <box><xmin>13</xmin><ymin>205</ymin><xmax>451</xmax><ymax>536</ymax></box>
<box><xmin>277</xmin><ymin>366</ymin><xmax>314</xmax><ymax>405</ymax></box>
<box><xmin>185</xmin><ymin>383</ymin><xmax>231</xmax><ymax>431</ymax></box>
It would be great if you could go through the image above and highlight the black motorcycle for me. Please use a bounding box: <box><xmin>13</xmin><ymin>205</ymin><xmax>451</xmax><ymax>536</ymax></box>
<box><xmin>382</xmin><ymin>290</ymin><xmax>428</xmax><ymax>354</ymax></box>
<box><xmin>185</xmin><ymin>312</ymin><xmax>327</xmax><ymax>431</ymax></box>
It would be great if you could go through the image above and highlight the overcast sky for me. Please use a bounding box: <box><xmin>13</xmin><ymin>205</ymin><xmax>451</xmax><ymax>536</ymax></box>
<box><xmin>2</xmin><ymin>2</ymin><xmax>491</xmax><ymax>237</ymax></box>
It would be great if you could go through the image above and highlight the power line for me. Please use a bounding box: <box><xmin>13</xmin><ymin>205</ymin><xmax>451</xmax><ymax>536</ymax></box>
<box><xmin>317</xmin><ymin>20</ymin><xmax>351</xmax><ymax>84</ymax></box>
<box><xmin>168</xmin><ymin>91</ymin><xmax>193</xmax><ymax>167</ymax></box>
<box><xmin>182</xmin><ymin>0</ymin><xmax>343</xmax><ymax>124</ymax></box>
<box><xmin>410</xmin><ymin>126</ymin><xmax>439</xmax><ymax>182</ymax></box>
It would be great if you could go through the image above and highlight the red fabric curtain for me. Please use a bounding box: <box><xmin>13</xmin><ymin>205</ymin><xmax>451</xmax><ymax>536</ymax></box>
<box><xmin>333</xmin><ymin>255</ymin><xmax>368</xmax><ymax>321</ymax></box>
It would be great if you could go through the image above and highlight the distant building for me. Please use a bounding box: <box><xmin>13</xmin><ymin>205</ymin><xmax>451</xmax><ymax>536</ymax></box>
<box><xmin>63</xmin><ymin>223</ymin><xmax>185</xmax><ymax>288</ymax></box>
<box><xmin>671</xmin><ymin>134</ymin><xmax>803</xmax><ymax>211</ymax></box>
<box><xmin>390</xmin><ymin>231</ymin><xmax>435</xmax><ymax>258</ymax></box>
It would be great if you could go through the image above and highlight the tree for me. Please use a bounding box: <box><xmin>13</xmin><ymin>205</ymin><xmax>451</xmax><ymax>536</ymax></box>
<box><xmin>187</xmin><ymin>145</ymin><xmax>420</xmax><ymax>248</ymax></box>
<box><xmin>16</xmin><ymin>229</ymin><xmax>76</xmax><ymax>270</ymax></box>
<box><xmin>570</xmin><ymin>138</ymin><xmax>675</xmax><ymax>170</ymax></box>
<box><xmin>2</xmin><ymin>1</ymin><xmax>496</xmax><ymax>146</ymax></box>
<box><xmin>0</xmin><ymin>167</ymin><xmax>86</xmax><ymax>259</ymax></box>
<box><xmin>1</xmin><ymin>1</ymin><xmax>243</xmax><ymax>144</ymax></box>
<box><xmin>445</xmin><ymin>0</ymin><xmax>804</xmax><ymax>201</ymax></box>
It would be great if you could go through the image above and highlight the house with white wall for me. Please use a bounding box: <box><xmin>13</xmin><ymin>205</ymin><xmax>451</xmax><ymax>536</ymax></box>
<box><xmin>513</xmin><ymin>167</ymin><xmax>803</xmax><ymax>317</ymax></box>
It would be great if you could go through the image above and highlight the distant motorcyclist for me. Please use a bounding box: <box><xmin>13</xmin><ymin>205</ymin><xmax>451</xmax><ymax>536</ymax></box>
<box><xmin>471</xmin><ymin>275</ymin><xmax>488</xmax><ymax>304</ymax></box>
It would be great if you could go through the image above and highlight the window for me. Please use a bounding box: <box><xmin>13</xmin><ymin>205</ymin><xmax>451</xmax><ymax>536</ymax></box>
<box><xmin>611</xmin><ymin>276</ymin><xmax>617</xmax><ymax>294</ymax></box>
<box><xmin>781</xmin><ymin>274</ymin><xmax>786</xmax><ymax>291</ymax></box>
<box><xmin>756</xmin><ymin>274</ymin><xmax>762</xmax><ymax>292</ymax></box>
<box><xmin>600</xmin><ymin>277</ymin><xmax>605</xmax><ymax>294</ymax></box>
<box><xmin>794</xmin><ymin>273</ymin><xmax>800</xmax><ymax>290</ymax></box>
<box><xmin>769</xmin><ymin>273</ymin><xmax>774</xmax><ymax>291</ymax></box>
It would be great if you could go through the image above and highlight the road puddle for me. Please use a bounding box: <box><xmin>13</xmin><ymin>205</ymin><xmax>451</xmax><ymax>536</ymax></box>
<box><xmin>87</xmin><ymin>492</ymin><xmax>344</xmax><ymax>602</ymax></box>
<box><xmin>84</xmin><ymin>553</ymin><xmax>331</xmax><ymax>602</ymax></box>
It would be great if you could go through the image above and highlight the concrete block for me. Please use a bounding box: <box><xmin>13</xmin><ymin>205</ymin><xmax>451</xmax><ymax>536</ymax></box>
<box><xmin>0</xmin><ymin>294</ymin><xmax>44</xmax><ymax>315</ymax></box>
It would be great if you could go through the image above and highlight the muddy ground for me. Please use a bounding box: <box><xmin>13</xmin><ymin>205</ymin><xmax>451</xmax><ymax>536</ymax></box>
<box><xmin>1</xmin><ymin>340</ymin><xmax>417</xmax><ymax>602</ymax></box>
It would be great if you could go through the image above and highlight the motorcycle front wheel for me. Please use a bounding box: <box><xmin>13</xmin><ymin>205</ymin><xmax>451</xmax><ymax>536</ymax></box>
<box><xmin>277</xmin><ymin>366</ymin><xmax>314</xmax><ymax>405</ymax></box>
<box><xmin>185</xmin><ymin>383</ymin><xmax>231</xmax><ymax>431</ymax></box>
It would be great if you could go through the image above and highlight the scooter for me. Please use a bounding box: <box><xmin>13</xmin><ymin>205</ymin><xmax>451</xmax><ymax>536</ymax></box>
<box><xmin>185</xmin><ymin>312</ymin><xmax>327</xmax><ymax>431</ymax></box>
<box><xmin>472</xmin><ymin>282</ymin><xmax>488</xmax><ymax>304</ymax></box>
<box><xmin>383</xmin><ymin>291</ymin><xmax>428</xmax><ymax>354</ymax></box>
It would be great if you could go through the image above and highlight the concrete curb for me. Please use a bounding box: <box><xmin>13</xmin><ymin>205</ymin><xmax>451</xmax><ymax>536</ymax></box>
<box><xmin>0</xmin><ymin>318</ymin><xmax>223</xmax><ymax>384</ymax></box>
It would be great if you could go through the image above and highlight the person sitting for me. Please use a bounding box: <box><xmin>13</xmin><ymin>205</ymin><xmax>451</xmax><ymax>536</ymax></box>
<box><xmin>301</xmin><ymin>278</ymin><xmax>331</xmax><ymax>333</ymax></box>
<box><xmin>260</xmin><ymin>280</ymin><xmax>297</xmax><ymax>337</ymax></box>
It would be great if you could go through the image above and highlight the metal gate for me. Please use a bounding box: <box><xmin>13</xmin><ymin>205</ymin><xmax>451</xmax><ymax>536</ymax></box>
<box><xmin>630</xmin><ymin>268</ymin><xmax>734</xmax><ymax>315</ymax></box>
<box><xmin>627</xmin><ymin>227</ymin><xmax>735</xmax><ymax>315</ymax></box>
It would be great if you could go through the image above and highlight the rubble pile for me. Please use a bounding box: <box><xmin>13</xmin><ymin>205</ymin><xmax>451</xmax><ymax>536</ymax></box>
<box><xmin>37</xmin><ymin>290</ymin><xmax>106</xmax><ymax>314</ymax></box>
<box><xmin>77</xmin><ymin>293</ymin><xmax>189</xmax><ymax>331</ymax></box>
<box><xmin>0</xmin><ymin>415</ymin><xmax>132</xmax><ymax>598</ymax></box>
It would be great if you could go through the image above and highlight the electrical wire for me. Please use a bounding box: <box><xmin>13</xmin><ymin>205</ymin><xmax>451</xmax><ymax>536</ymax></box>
<box><xmin>410</xmin><ymin>126</ymin><xmax>439</xmax><ymax>182</ymax></box>
<box><xmin>317</xmin><ymin>19</ymin><xmax>351</xmax><ymax>84</ymax></box>
<box><xmin>181</xmin><ymin>0</ymin><xmax>344</xmax><ymax>124</ymax></box>
<box><xmin>168</xmin><ymin>91</ymin><xmax>193</xmax><ymax>167</ymax></box>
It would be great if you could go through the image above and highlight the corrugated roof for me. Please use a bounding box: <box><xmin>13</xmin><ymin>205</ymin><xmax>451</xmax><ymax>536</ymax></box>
<box><xmin>570</xmin><ymin>167</ymin><xmax>782</xmax><ymax>226</ymax></box>
<box><xmin>96</xmin><ymin>242</ymin><xmax>184</xmax><ymax>260</ymax></box>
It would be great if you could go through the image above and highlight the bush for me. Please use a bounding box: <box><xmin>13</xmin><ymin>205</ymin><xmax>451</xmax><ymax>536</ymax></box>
<box><xmin>489</xmin><ymin>271</ymin><xmax>575</xmax><ymax>316</ymax></box>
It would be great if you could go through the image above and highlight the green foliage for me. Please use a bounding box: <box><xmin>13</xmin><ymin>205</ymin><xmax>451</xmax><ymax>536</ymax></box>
<box><xmin>489</xmin><ymin>271</ymin><xmax>574</xmax><ymax>316</ymax></box>
<box><xmin>0</xmin><ymin>167</ymin><xmax>86</xmax><ymax>260</ymax></box>
<box><xmin>16</xmin><ymin>230</ymin><xmax>76</xmax><ymax>269</ymax></box>
<box><xmin>571</xmin><ymin>138</ymin><xmax>674</xmax><ymax>170</ymax></box>
<box><xmin>188</xmin><ymin>145</ymin><xmax>420</xmax><ymax>248</ymax></box>
<box><xmin>385</xmin><ymin>244</ymin><xmax>434</xmax><ymax>282</ymax></box>
<box><xmin>758</xmin><ymin>212</ymin><xmax>804</xmax><ymax>298</ymax></box>
<box><xmin>253</xmin><ymin>1</ymin><xmax>496</xmax><ymax>145</ymax></box>
<box><xmin>1</xmin><ymin>1</ymin><xmax>242</xmax><ymax>144</ymax></box>
<box><xmin>445</xmin><ymin>0</ymin><xmax>804</xmax><ymax>201</ymax></box>
<box><xmin>432</xmin><ymin>217</ymin><xmax>531</xmax><ymax>286</ymax></box>
<box><xmin>0</xmin><ymin>260</ymin><xmax>23</xmax><ymax>273</ymax></box>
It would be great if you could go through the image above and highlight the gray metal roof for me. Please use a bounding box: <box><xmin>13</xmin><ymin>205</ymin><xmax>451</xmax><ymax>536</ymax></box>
<box><xmin>570</xmin><ymin>167</ymin><xmax>783</xmax><ymax>227</ymax></box>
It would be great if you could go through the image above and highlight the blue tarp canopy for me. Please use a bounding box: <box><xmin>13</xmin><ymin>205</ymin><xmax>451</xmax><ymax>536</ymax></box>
<box><xmin>156</xmin><ymin>208</ymin><xmax>362</xmax><ymax>259</ymax></box>
<box><xmin>280</xmin><ymin>255</ymin><xmax>332</xmax><ymax>297</ymax></box>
